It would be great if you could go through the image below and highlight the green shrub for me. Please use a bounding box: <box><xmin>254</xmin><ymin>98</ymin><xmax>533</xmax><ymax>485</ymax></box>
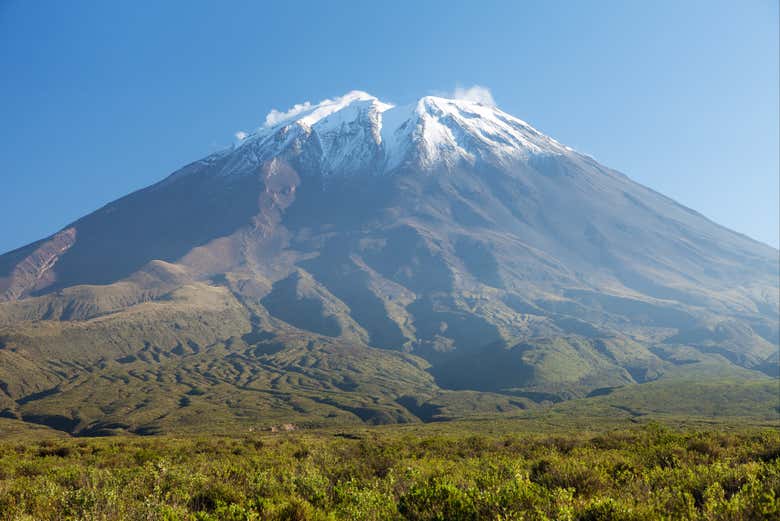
<box><xmin>398</xmin><ymin>477</ymin><xmax>478</xmax><ymax>521</ymax></box>
<box><xmin>274</xmin><ymin>497</ymin><xmax>326</xmax><ymax>521</ymax></box>
<box><xmin>530</xmin><ymin>457</ymin><xmax>605</xmax><ymax>496</ymax></box>
<box><xmin>189</xmin><ymin>481</ymin><xmax>243</xmax><ymax>513</ymax></box>
<box><xmin>0</xmin><ymin>425</ymin><xmax>777</xmax><ymax>520</ymax></box>
<box><xmin>578</xmin><ymin>498</ymin><xmax>638</xmax><ymax>521</ymax></box>
<box><xmin>37</xmin><ymin>445</ymin><xmax>71</xmax><ymax>458</ymax></box>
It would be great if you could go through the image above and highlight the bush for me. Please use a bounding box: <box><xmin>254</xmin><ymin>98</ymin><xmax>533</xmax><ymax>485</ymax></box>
<box><xmin>398</xmin><ymin>477</ymin><xmax>478</xmax><ymax>521</ymax></box>
<box><xmin>578</xmin><ymin>498</ymin><xmax>638</xmax><ymax>521</ymax></box>
<box><xmin>189</xmin><ymin>481</ymin><xmax>243</xmax><ymax>513</ymax></box>
<box><xmin>37</xmin><ymin>445</ymin><xmax>72</xmax><ymax>458</ymax></box>
<box><xmin>530</xmin><ymin>457</ymin><xmax>605</xmax><ymax>496</ymax></box>
<box><xmin>0</xmin><ymin>425</ymin><xmax>777</xmax><ymax>520</ymax></box>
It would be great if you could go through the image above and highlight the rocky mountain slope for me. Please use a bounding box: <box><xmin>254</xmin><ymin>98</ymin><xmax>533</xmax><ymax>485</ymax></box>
<box><xmin>0</xmin><ymin>91</ymin><xmax>777</xmax><ymax>435</ymax></box>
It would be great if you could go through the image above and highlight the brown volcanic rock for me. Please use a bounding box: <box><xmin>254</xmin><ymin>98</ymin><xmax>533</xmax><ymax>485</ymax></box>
<box><xmin>0</xmin><ymin>227</ymin><xmax>77</xmax><ymax>301</ymax></box>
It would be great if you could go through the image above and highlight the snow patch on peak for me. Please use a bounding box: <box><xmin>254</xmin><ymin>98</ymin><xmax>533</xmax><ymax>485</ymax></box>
<box><xmin>406</xmin><ymin>95</ymin><xmax>569</xmax><ymax>168</ymax></box>
<box><xmin>264</xmin><ymin>91</ymin><xmax>390</xmax><ymax>129</ymax></box>
<box><xmin>312</xmin><ymin>96</ymin><xmax>394</xmax><ymax>175</ymax></box>
<box><xmin>221</xmin><ymin>90</ymin><xmax>573</xmax><ymax>178</ymax></box>
<box><xmin>379</xmin><ymin>103</ymin><xmax>418</xmax><ymax>171</ymax></box>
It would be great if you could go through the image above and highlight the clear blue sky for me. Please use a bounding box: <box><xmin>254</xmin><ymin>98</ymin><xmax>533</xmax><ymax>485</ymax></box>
<box><xmin>1</xmin><ymin>0</ymin><xmax>778</xmax><ymax>253</ymax></box>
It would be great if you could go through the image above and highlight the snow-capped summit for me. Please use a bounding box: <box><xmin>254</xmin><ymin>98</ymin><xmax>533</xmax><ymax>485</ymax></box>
<box><xmin>224</xmin><ymin>91</ymin><xmax>571</xmax><ymax>177</ymax></box>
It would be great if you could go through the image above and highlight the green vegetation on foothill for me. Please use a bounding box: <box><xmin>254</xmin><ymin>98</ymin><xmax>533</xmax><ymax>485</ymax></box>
<box><xmin>0</xmin><ymin>422</ymin><xmax>777</xmax><ymax>520</ymax></box>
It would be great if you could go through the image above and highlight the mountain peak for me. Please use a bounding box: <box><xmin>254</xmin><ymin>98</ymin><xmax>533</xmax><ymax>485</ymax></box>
<box><xmin>226</xmin><ymin>91</ymin><xmax>571</xmax><ymax>177</ymax></box>
<box><xmin>262</xmin><ymin>90</ymin><xmax>390</xmax><ymax>129</ymax></box>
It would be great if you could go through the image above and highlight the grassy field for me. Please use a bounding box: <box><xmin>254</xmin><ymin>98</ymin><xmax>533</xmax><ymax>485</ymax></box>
<box><xmin>0</xmin><ymin>420</ymin><xmax>778</xmax><ymax>520</ymax></box>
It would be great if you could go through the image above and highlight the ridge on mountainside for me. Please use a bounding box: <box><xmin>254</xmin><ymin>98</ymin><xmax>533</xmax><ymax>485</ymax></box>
<box><xmin>0</xmin><ymin>91</ymin><xmax>777</xmax><ymax>435</ymax></box>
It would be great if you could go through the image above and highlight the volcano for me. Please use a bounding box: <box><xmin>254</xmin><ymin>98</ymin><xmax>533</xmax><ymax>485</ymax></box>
<box><xmin>0</xmin><ymin>91</ymin><xmax>776</xmax><ymax>435</ymax></box>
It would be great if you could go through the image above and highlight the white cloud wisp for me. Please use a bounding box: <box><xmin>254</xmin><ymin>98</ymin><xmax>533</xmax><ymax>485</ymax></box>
<box><xmin>451</xmin><ymin>85</ymin><xmax>496</xmax><ymax>107</ymax></box>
